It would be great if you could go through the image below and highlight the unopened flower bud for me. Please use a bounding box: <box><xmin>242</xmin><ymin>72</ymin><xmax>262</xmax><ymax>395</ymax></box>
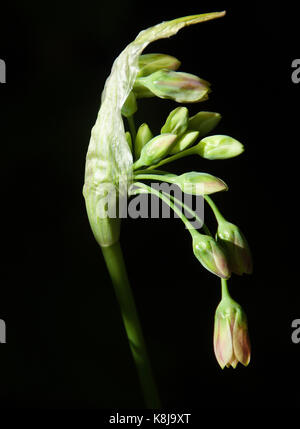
<box><xmin>161</xmin><ymin>107</ymin><xmax>189</xmax><ymax>135</ymax></box>
<box><xmin>191</xmin><ymin>230</ymin><xmax>231</xmax><ymax>279</ymax></box>
<box><xmin>217</xmin><ymin>220</ymin><xmax>253</xmax><ymax>275</ymax></box>
<box><xmin>188</xmin><ymin>111</ymin><xmax>221</xmax><ymax>137</ymax></box>
<box><xmin>134</xmin><ymin>69</ymin><xmax>210</xmax><ymax>103</ymax></box>
<box><xmin>169</xmin><ymin>131</ymin><xmax>199</xmax><ymax>154</ymax></box>
<box><xmin>198</xmin><ymin>135</ymin><xmax>244</xmax><ymax>160</ymax></box>
<box><xmin>137</xmin><ymin>53</ymin><xmax>181</xmax><ymax>78</ymax></box>
<box><xmin>133</xmin><ymin>133</ymin><xmax>177</xmax><ymax>169</ymax></box>
<box><xmin>133</xmin><ymin>79</ymin><xmax>155</xmax><ymax>98</ymax></box>
<box><xmin>214</xmin><ymin>296</ymin><xmax>251</xmax><ymax>369</ymax></box>
<box><xmin>121</xmin><ymin>91</ymin><xmax>137</xmax><ymax>118</ymax></box>
<box><xmin>135</xmin><ymin>123</ymin><xmax>153</xmax><ymax>160</ymax></box>
<box><xmin>169</xmin><ymin>171</ymin><xmax>227</xmax><ymax>195</ymax></box>
<box><xmin>125</xmin><ymin>131</ymin><xmax>132</xmax><ymax>153</ymax></box>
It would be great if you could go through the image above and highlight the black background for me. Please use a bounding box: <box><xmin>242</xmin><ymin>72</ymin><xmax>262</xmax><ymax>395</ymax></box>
<box><xmin>1</xmin><ymin>0</ymin><xmax>297</xmax><ymax>411</ymax></box>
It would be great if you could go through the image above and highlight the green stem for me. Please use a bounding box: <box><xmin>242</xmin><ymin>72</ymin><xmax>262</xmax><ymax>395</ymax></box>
<box><xmin>204</xmin><ymin>195</ymin><xmax>226</xmax><ymax>224</ymax></box>
<box><xmin>134</xmin><ymin>169</ymin><xmax>173</xmax><ymax>176</ymax></box>
<box><xmin>133</xmin><ymin>173</ymin><xmax>212</xmax><ymax>236</ymax></box>
<box><xmin>101</xmin><ymin>241</ymin><xmax>161</xmax><ymax>409</ymax></box>
<box><xmin>221</xmin><ymin>278</ymin><xmax>231</xmax><ymax>299</ymax></box>
<box><xmin>132</xmin><ymin>182</ymin><xmax>195</xmax><ymax>233</ymax></box>
<box><xmin>142</xmin><ymin>146</ymin><xmax>198</xmax><ymax>171</ymax></box>
<box><xmin>162</xmin><ymin>191</ymin><xmax>212</xmax><ymax>236</ymax></box>
<box><xmin>127</xmin><ymin>115</ymin><xmax>136</xmax><ymax>141</ymax></box>
<box><xmin>134</xmin><ymin>173</ymin><xmax>175</xmax><ymax>183</ymax></box>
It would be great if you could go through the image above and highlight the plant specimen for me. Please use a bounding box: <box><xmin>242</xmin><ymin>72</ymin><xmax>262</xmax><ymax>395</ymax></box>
<box><xmin>83</xmin><ymin>11</ymin><xmax>252</xmax><ymax>408</ymax></box>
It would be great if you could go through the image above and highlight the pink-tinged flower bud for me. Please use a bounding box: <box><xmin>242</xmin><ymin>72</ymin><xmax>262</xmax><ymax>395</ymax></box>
<box><xmin>170</xmin><ymin>171</ymin><xmax>227</xmax><ymax>195</ymax></box>
<box><xmin>133</xmin><ymin>133</ymin><xmax>177</xmax><ymax>169</ymax></box>
<box><xmin>137</xmin><ymin>53</ymin><xmax>181</xmax><ymax>78</ymax></box>
<box><xmin>214</xmin><ymin>296</ymin><xmax>251</xmax><ymax>369</ymax></box>
<box><xmin>191</xmin><ymin>230</ymin><xmax>231</xmax><ymax>279</ymax></box>
<box><xmin>134</xmin><ymin>69</ymin><xmax>210</xmax><ymax>103</ymax></box>
<box><xmin>198</xmin><ymin>135</ymin><xmax>244</xmax><ymax>160</ymax></box>
<box><xmin>217</xmin><ymin>220</ymin><xmax>253</xmax><ymax>275</ymax></box>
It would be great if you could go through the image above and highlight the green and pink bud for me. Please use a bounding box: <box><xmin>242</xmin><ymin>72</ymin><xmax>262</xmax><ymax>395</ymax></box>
<box><xmin>214</xmin><ymin>293</ymin><xmax>251</xmax><ymax>369</ymax></box>
<box><xmin>133</xmin><ymin>133</ymin><xmax>177</xmax><ymax>169</ymax></box>
<box><xmin>170</xmin><ymin>171</ymin><xmax>228</xmax><ymax>196</ymax></box>
<box><xmin>217</xmin><ymin>220</ymin><xmax>253</xmax><ymax>275</ymax></box>
<box><xmin>137</xmin><ymin>53</ymin><xmax>181</xmax><ymax>78</ymax></box>
<box><xmin>191</xmin><ymin>230</ymin><xmax>230</xmax><ymax>279</ymax></box>
<box><xmin>198</xmin><ymin>135</ymin><xmax>244</xmax><ymax>160</ymax></box>
<box><xmin>134</xmin><ymin>69</ymin><xmax>210</xmax><ymax>103</ymax></box>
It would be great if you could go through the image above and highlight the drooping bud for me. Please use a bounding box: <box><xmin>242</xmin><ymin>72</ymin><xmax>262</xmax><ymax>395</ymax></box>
<box><xmin>161</xmin><ymin>107</ymin><xmax>189</xmax><ymax>135</ymax></box>
<box><xmin>214</xmin><ymin>295</ymin><xmax>251</xmax><ymax>369</ymax></box>
<box><xmin>134</xmin><ymin>123</ymin><xmax>153</xmax><ymax>160</ymax></box>
<box><xmin>169</xmin><ymin>171</ymin><xmax>227</xmax><ymax>195</ymax></box>
<box><xmin>125</xmin><ymin>131</ymin><xmax>132</xmax><ymax>153</ymax></box>
<box><xmin>134</xmin><ymin>69</ymin><xmax>210</xmax><ymax>103</ymax></box>
<box><xmin>121</xmin><ymin>91</ymin><xmax>137</xmax><ymax>117</ymax></box>
<box><xmin>169</xmin><ymin>131</ymin><xmax>199</xmax><ymax>154</ymax></box>
<box><xmin>188</xmin><ymin>111</ymin><xmax>221</xmax><ymax>137</ymax></box>
<box><xmin>191</xmin><ymin>230</ymin><xmax>231</xmax><ymax>279</ymax></box>
<box><xmin>198</xmin><ymin>135</ymin><xmax>244</xmax><ymax>160</ymax></box>
<box><xmin>217</xmin><ymin>220</ymin><xmax>253</xmax><ymax>275</ymax></box>
<box><xmin>137</xmin><ymin>53</ymin><xmax>181</xmax><ymax>78</ymax></box>
<box><xmin>133</xmin><ymin>133</ymin><xmax>177</xmax><ymax>169</ymax></box>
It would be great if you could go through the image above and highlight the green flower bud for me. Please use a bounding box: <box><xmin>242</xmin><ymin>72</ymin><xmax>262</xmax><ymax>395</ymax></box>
<box><xmin>169</xmin><ymin>131</ymin><xmax>199</xmax><ymax>155</ymax></box>
<box><xmin>133</xmin><ymin>79</ymin><xmax>155</xmax><ymax>98</ymax></box>
<box><xmin>121</xmin><ymin>91</ymin><xmax>137</xmax><ymax>118</ymax></box>
<box><xmin>134</xmin><ymin>69</ymin><xmax>210</xmax><ymax>103</ymax></box>
<box><xmin>188</xmin><ymin>111</ymin><xmax>221</xmax><ymax>137</ymax></box>
<box><xmin>217</xmin><ymin>220</ymin><xmax>253</xmax><ymax>275</ymax></box>
<box><xmin>161</xmin><ymin>107</ymin><xmax>189</xmax><ymax>135</ymax></box>
<box><xmin>135</xmin><ymin>123</ymin><xmax>153</xmax><ymax>160</ymax></box>
<box><xmin>169</xmin><ymin>171</ymin><xmax>227</xmax><ymax>195</ymax></box>
<box><xmin>191</xmin><ymin>230</ymin><xmax>231</xmax><ymax>279</ymax></box>
<box><xmin>214</xmin><ymin>296</ymin><xmax>250</xmax><ymax>368</ymax></box>
<box><xmin>125</xmin><ymin>131</ymin><xmax>132</xmax><ymax>153</ymax></box>
<box><xmin>133</xmin><ymin>133</ymin><xmax>177</xmax><ymax>169</ymax></box>
<box><xmin>198</xmin><ymin>135</ymin><xmax>244</xmax><ymax>160</ymax></box>
<box><xmin>137</xmin><ymin>53</ymin><xmax>181</xmax><ymax>78</ymax></box>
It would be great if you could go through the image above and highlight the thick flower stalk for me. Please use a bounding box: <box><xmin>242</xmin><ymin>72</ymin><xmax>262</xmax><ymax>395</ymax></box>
<box><xmin>83</xmin><ymin>10</ymin><xmax>252</xmax><ymax>407</ymax></box>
